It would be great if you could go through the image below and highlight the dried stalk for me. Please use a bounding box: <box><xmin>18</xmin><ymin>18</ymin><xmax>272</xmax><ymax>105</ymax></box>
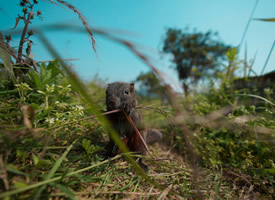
<box><xmin>17</xmin><ymin>5</ymin><xmax>34</xmax><ymax>63</ymax></box>
<box><xmin>123</xmin><ymin>110</ymin><xmax>153</xmax><ymax>158</ymax></box>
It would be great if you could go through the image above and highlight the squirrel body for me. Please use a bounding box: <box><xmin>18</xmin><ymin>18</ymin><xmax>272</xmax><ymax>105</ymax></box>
<box><xmin>105</xmin><ymin>82</ymin><xmax>147</xmax><ymax>159</ymax></box>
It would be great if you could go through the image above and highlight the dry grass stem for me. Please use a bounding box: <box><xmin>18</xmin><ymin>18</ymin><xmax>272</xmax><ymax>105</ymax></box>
<box><xmin>123</xmin><ymin>111</ymin><xmax>153</xmax><ymax>158</ymax></box>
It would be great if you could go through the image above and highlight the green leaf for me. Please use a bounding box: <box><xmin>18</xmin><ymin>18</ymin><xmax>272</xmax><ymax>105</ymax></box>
<box><xmin>49</xmin><ymin>183</ymin><xmax>75</xmax><ymax>200</ymax></box>
<box><xmin>14</xmin><ymin>181</ymin><xmax>28</xmax><ymax>189</ymax></box>
<box><xmin>47</xmin><ymin>140</ymin><xmax>77</xmax><ymax>179</ymax></box>
<box><xmin>0</xmin><ymin>32</ymin><xmax>16</xmax><ymax>84</ymax></box>
<box><xmin>27</xmin><ymin>70</ymin><xmax>41</xmax><ymax>89</ymax></box>
<box><xmin>35</xmin><ymin>159</ymin><xmax>52</xmax><ymax>169</ymax></box>
<box><xmin>232</xmin><ymin>94</ymin><xmax>275</xmax><ymax>107</ymax></box>
<box><xmin>47</xmin><ymin>60</ymin><xmax>63</xmax><ymax>79</ymax></box>
<box><xmin>0</xmin><ymin>155</ymin><xmax>122</xmax><ymax>199</ymax></box>
<box><xmin>87</xmin><ymin>140</ymin><xmax>91</xmax><ymax>148</ymax></box>
<box><xmin>32</xmin><ymin>154</ymin><xmax>39</xmax><ymax>166</ymax></box>
<box><xmin>253</xmin><ymin>168</ymin><xmax>275</xmax><ymax>174</ymax></box>
<box><xmin>5</xmin><ymin>164</ymin><xmax>27</xmax><ymax>177</ymax></box>
<box><xmin>0</xmin><ymin>90</ymin><xmax>18</xmax><ymax>95</ymax></box>
<box><xmin>33</xmin><ymin>140</ymin><xmax>77</xmax><ymax>200</ymax></box>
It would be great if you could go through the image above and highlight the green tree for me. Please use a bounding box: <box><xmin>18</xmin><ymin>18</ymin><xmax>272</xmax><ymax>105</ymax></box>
<box><xmin>163</xmin><ymin>28</ymin><xmax>231</xmax><ymax>95</ymax></box>
<box><xmin>135</xmin><ymin>71</ymin><xmax>166</xmax><ymax>100</ymax></box>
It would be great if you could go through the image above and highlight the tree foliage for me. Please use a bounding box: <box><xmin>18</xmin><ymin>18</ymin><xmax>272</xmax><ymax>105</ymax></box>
<box><xmin>163</xmin><ymin>28</ymin><xmax>232</xmax><ymax>92</ymax></box>
<box><xmin>135</xmin><ymin>71</ymin><xmax>166</xmax><ymax>99</ymax></box>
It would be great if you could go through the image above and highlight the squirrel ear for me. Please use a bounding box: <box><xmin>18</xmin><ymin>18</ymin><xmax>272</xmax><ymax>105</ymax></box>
<box><xmin>106</xmin><ymin>84</ymin><xmax>110</xmax><ymax>94</ymax></box>
<box><xmin>130</xmin><ymin>83</ymin><xmax>135</xmax><ymax>92</ymax></box>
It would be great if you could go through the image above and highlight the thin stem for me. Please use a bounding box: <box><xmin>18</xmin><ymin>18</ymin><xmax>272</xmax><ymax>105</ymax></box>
<box><xmin>260</xmin><ymin>40</ymin><xmax>275</xmax><ymax>75</ymax></box>
<box><xmin>239</xmin><ymin>0</ymin><xmax>259</xmax><ymax>50</ymax></box>
<box><xmin>45</xmin><ymin>95</ymin><xmax>49</xmax><ymax>110</ymax></box>
<box><xmin>17</xmin><ymin>4</ymin><xmax>34</xmax><ymax>63</ymax></box>
<box><xmin>48</xmin><ymin>109</ymin><xmax>120</xmax><ymax>130</ymax></box>
<box><xmin>123</xmin><ymin>111</ymin><xmax>153</xmax><ymax>158</ymax></box>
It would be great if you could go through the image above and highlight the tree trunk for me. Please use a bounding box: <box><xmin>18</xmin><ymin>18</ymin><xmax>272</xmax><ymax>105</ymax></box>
<box><xmin>183</xmin><ymin>82</ymin><xmax>189</xmax><ymax>97</ymax></box>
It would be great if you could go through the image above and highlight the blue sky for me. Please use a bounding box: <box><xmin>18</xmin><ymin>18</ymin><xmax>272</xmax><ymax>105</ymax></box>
<box><xmin>1</xmin><ymin>0</ymin><xmax>275</xmax><ymax>87</ymax></box>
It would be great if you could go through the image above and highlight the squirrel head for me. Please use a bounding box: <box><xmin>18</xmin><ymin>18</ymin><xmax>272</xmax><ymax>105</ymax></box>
<box><xmin>106</xmin><ymin>82</ymin><xmax>137</xmax><ymax>112</ymax></box>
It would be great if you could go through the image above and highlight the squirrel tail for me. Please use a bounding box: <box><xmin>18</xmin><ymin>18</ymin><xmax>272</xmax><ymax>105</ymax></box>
<box><xmin>145</xmin><ymin>129</ymin><xmax>163</xmax><ymax>145</ymax></box>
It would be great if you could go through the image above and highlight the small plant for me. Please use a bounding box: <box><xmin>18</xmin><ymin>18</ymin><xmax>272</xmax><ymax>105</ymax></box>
<box><xmin>15</xmin><ymin>82</ymin><xmax>32</xmax><ymax>103</ymax></box>
<box><xmin>37</xmin><ymin>84</ymin><xmax>56</xmax><ymax>110</ymax></box>
<box><xmin>82</xmin><ymin>139</ymin><xmax>103</xmax><ymax>157</ymax></box>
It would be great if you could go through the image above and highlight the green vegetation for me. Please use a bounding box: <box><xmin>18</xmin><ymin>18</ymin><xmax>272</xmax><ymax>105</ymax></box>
<box><xmin>163</xmin><ymin>28</ymin><xmax>232</xmax><ymax>95</ymax></box>
<box><xmin>0</xmin><ymin>1</ymin><xmax>274</xmax><ymax>199</ymax></box>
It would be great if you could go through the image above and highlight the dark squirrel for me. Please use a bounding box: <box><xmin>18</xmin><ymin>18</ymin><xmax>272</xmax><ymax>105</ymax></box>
<box><xmin>105</xmin><ymin>82</ymin><xmax>157</xmax><ymax>171</ymax></box>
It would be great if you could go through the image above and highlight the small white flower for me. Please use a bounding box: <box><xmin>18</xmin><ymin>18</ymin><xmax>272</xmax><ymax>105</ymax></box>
<box><xmin>57</xmin><ymin>84</ymin><xmax>71</xmax><ymax>96</ymax></box>
<box><xmin>15</xmin><ymin>83</ymin><xmax>32</xmax><ymax>91</ymax></box>
<box><xmin>75</xmin><ymin>105</ymin><xmax>84</xmax><ymax>111</ymax></box>
<box><xmin>46</xmin><ymin>84</ymin><xmax>55</xmax><ymax>93</ymax></box>
<box><xmin>45</xmin><ymin>118</ymin><xmax>55</xmax><ymax>124</ymax></box>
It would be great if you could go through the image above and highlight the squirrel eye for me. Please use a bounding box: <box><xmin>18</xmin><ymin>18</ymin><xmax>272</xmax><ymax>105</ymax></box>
<box><xmin>124</xmin><ymin>89</ymin><xmax>129</xmax><ymax>95</ymax></box>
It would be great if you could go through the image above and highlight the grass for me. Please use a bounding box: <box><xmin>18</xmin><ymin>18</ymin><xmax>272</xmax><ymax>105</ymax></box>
<box><xmin>1</xmin><ymin>70</ymin><xmax>273</xmax><ymax>199</ymax></box>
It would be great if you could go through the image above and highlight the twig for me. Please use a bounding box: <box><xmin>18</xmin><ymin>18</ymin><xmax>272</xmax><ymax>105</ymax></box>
<box><xmin>123</xmin><ymin>111</ymin><xmax>153</xmax><ymax>158</ymax></box>
<box><xmin>51</xmin><ymin>191</ymin><xmax>161</xmax><ymax>197</ymax></box>
<box><xmin>135</xmin><ymin>104</ymin><xmax>172</xmax><ymax>118</ymax></box>
<box><xmin>49</xmin><ymin>109</ymin><xmax>120</xmax><ymax>130</ymax></box>
<box><xmin>158</xmin><ymin>184</ymin><xmax>173</xmax><ymax>199</ymax></box>
<box><xmin>149</xmin><ymin>171</ymin><xmax>189</xmax><ymax>177</ymax></box>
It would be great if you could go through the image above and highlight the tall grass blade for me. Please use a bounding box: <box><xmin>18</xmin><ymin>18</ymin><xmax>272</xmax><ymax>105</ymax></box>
<box><xmin>247</xmin><ymin>51</ymin><xmax>257</xmax><ymax>77</ymax></box>
<box><xmin>239</xmin><ymin>0</ymin><xmax>259</xmax><ymax>50</ymax></box>
<box><xmin>33</xmin><ymin>139</ymin><xmax>77</xmax><ymax>200</ymax></box>
<box><xmin>254</xmin><ymin>18</ymin><xmax>275</xmax><ymax>22</ymax></box>
<box><xmin>49</xmin><ymin>0</ymin><xmax>96</xmax><ymax>53</ymax></box>
<box><xmin>260</xmin><ymin>40</ymin><xmax>275</xmax><ymax>75</ymax></box>
<box><xmin>232</xmin><ymin>94</ymin><xmax>275</xmax><ymax>107</ymax></box>
<box><xmin>244</xmin><ymin>42</ymin><xmax>247</xmax><ymax>78</ymax></box>
<box><xmin>0</xmin><ymin>155</ymin><xmax>122</xmax><ymax>198</ymax></box>
<box><xmin>0</xmin><ymin>32</ymin><xmax>16</xmax><ymax>83</ymax></box>
<box><xmin>35</xmin><ymin>31</ymin><xmax>164</xmax><ymax>191</ymax></box>
<box><xmin>49</xmin><ymin>182</ymin><xmax>75</xmax><ymax>200</ymax></box>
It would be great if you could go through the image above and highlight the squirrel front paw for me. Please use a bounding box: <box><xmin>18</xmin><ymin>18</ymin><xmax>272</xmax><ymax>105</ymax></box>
<box><xmin>120</xmin><ymin>103</ymin><xmax>132</xmax><ymax>115</ymax></box>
